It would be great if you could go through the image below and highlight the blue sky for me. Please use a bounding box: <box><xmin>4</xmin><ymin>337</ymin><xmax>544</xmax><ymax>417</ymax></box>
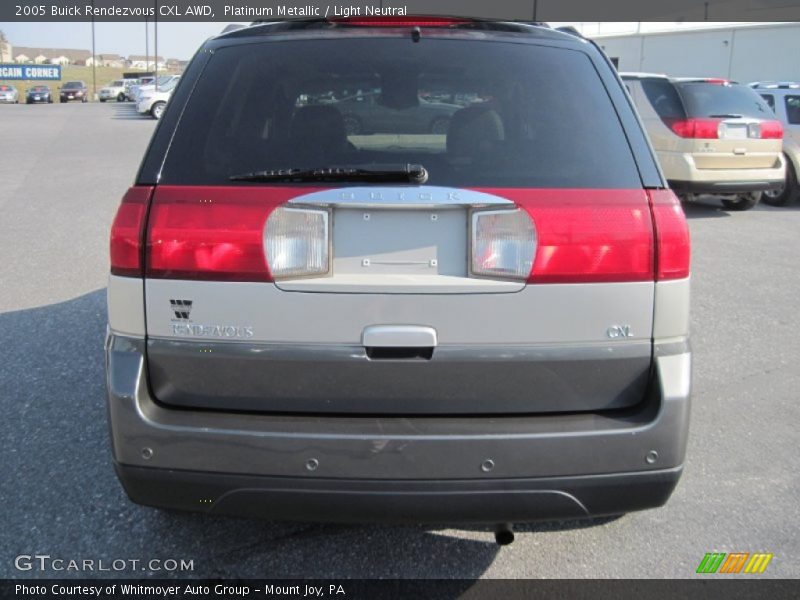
<box><xmin>1</xmin><ymin>22</ymin><xmax>239</xmax><ymax>60</ymax></box>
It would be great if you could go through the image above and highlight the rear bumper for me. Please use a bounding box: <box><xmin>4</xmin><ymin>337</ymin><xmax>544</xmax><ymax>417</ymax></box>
<box><xmin>659</xmin><ymin>151</ymin><xmax>785</xmax><ymax>194</ymax></box>
<box><xmin>106</xmin><ymin>334</ymin><xmax>691</xmax><ymax>523</ymax></box>
<box><xmin>669</xmin><ymin>179</ymin><xmax>783</xmax><ymax>194</ymax></box>
<box><xmin>116</xmin><ymin>463</ymin><xmax>683</xmax><ymax>523</ymax></box>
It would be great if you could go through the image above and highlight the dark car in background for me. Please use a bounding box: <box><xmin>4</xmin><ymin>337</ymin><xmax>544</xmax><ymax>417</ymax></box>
<box><xmin>26</xmin><ymin>85</ymin><xmax>53</xmax><ymax>104</ymax></box>
<box><xmin>60</xmin><ymin>81</ymin><xmax>88</xmax><ymax>103</ymax></box>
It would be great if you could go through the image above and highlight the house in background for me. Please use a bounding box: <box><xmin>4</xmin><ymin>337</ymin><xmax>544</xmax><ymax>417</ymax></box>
<box><xmin>166</xmin><ymin>58</ymin><xmax>189</xmax><ymax>72</ymax></box>
<box><xmin>13</xmin><ymin>51</ymin><xmax>47</xmax><ymax>63</ymax></box>
<box><xmin>127</xmin><ymin>55</ymin><xmax>165</xmax><ymax>70</ymax></box>
<box><xmin>86</xmin><ymin>54</ymin><xmax>125</xmax><ymax>68</ymax></box>
<box><xmin>13</xmin><ymin>47</ymin><xmax>91</xmax><ymax>65</ymax></box>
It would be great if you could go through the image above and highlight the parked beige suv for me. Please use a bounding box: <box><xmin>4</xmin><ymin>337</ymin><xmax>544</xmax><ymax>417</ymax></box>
<box><xmin>623</xmin><ymin>73</ymin><xmax>785</xmax><ymax>210</ymax></box>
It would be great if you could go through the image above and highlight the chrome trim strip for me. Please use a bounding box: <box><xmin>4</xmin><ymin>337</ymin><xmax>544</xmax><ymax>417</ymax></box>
<box><xmin>287</xmin><ymin>186</ymin><xmax>515</xmax><ymax>209</ymax></box>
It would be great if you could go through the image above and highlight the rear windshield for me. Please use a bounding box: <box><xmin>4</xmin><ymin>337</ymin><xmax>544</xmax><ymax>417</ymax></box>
<box><xmin>160</xmin><ymin>37</ymin><xmax>641</xmax><ymax>188</ymax></box>
<box><xmin>63</xmin><ymin>82</ymin><xmax>82</xmax><ymax>89</ymax></box>
<box><xmin>676</xmin><ymin>82</ymin><xmax>773</xmax><ymax>119</ymax></box>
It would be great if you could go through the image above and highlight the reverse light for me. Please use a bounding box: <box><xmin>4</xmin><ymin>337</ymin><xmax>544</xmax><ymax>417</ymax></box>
<box><xmin>471</xmin><ymin>208</ymin><xmax>536</xmax><ymax>280</ymax></box>
<box><xmin>475</xmin><ymin>189</ymin><xmax>656</xmax><ymax>283</ymax></box>
<box><xmin>265</xmin><ymin>207</ymin><xmax>330</xmax><ymax>279</ymax></box>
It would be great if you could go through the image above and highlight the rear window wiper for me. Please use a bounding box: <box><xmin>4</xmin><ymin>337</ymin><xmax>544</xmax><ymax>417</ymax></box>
<box><xmin>708</xmin><ymin>113</ymin><xmax>743</xmax><ymax>118</ymax></box>
<box><xmin>229</xmin><ymin>164</ymin><xmax>428</xmax><ymax>184</ymax></box>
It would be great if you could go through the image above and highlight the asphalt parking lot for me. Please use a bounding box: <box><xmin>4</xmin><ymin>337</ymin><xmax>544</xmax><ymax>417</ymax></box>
<box><xmin>1</xmin><ymin>102</ymin><xmax>798</xmax><ymax>579</ymax></box>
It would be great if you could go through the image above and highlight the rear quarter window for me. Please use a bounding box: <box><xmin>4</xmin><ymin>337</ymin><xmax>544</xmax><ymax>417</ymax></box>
<box><xmin>785</xmin><ymin>95</ymin><xmax>800</xmax><ymax>125</ymax></box>
<box><xmin>159</xmin><ymin>36</ymin><xmax>642</xmax><ymax>189</ymax></box>
<box><xmin>640</xmin><ymin>78</ymin><xmax>686</xmax><ymax>119</ymax></box>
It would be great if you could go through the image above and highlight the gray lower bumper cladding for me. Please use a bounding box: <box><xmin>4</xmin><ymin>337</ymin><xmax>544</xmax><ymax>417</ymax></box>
<box><xmin>106</xmin><ymin>334</ymin><xmax>691</xmax><ymax>523</ymax></box>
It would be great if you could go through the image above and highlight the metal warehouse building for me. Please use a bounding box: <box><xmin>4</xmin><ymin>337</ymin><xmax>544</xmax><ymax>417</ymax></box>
<box><xmin>591</xmin><ymin>22</ymin><xmax>800</xmax><ymax>83</ymax></box>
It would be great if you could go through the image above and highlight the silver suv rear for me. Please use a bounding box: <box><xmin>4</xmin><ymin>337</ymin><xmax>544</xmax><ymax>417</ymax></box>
<box><xmin>106</xmin><ymin>18</ymin><xmax>692</xmax><ymax>526</ymax></box>
<box><xmin>751</xmin><ymin>82</ymin><xmax>800</xmax><ymax>205</ymax></box>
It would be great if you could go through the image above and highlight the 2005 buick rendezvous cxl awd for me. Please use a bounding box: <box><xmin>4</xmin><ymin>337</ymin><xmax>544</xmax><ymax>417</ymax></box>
<box><xmin>106</xmin><ymin>18</ymin><xmax>692</xmax><ymax>538</ymax></box>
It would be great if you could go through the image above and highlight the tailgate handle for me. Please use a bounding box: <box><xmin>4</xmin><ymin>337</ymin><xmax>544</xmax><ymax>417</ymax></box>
<box><xmin>362</xmin><ymin>325</ymin><xmax>437</xmax><ymax>348</ymax></box>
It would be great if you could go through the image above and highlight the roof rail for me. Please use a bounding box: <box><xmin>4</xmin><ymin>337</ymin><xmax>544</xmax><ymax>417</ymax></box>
<box><xmin>220</xmin><ymin>24</ymin><xmax>246</xmax><ymax>34</ymax></box>
<box><xmin>555</xmin><ymin>26</ymin><xmax>583</xmax><ymax>38</ymax></box>
<box><xmin>749</xmin><ymin>81</ymin><xmax>800</xmax><ymax>89</ymax></box>
<box><xmin>619</xmin><ymin>72</ymin><xmax>669</xmax><ymax>79</ymax></box>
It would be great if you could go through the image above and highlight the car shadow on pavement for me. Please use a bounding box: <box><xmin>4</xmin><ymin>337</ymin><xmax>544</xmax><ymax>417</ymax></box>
<box><xmin>682</xmin><ymin>196</ymin><xmax>800</xmax><ymax>218</ymax></box>
<box><xmin>110</xmin><ymin>103</ymin><xmax>148</xmax><ymax>120</ymax></box>
<box><xmin>0</xmin><ymin>289</ymin><xmax>618</xmax><ymax>580</ymax></box>
<box><xmin>680</xmin><ymin>199</ymin><xmax>732</xmax><ymax>218</ymax></box>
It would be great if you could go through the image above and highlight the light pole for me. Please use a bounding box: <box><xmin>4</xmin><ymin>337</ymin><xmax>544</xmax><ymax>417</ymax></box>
<box><xmin>145</xmin><ymin>17</ymin><xmax>149</xmax><ymax>75</ymax></box>
<box><xmin>154</xmin><ymin>1</ymin><xmax>158</xmax><ymax>89</ymax></box>
<box><xmin>91</xmin><ymin>1</ymin><xmax>96</xmax><ymax>100</ymax></box>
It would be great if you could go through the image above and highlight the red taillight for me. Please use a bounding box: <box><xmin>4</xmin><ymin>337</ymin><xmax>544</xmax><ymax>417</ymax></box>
<box><xmin>665</xmin><ymin>118</ymin><xmax>721</xmax><ymax>139</ymax></box>
<box><xmin>330</xmin><ymin>16</ymin><xmax>469</xmax><ymax>27</ymax></box>
<box><xmin>759</xmin><ymin>120</ymin><xmax>783</xmax><ymax>139</ymax></box>
<box><xmin>145</xmin><ymin>186</ymin><xmax>324</xmax><ymax>281</ymax></box>
<box><xmin>648</xmin><ymin>189</ymin><xmax>691</xmax><ymax>281</ymax></box>
<box><xmin>110</xmin><ymin>186</ymin><xmax>153</xmax><ymax>277</ymax></box>
<box><xmin>477</xmin><ymin>189</ymin><xmax>655</xmax><ymax>283</ymax></box>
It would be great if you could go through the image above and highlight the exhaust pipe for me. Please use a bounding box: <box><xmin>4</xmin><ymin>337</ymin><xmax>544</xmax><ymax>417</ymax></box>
<box><xmin>494</xmin><ymin>523</ymin><xmax>514</xmax><ymax>546</ymax></box>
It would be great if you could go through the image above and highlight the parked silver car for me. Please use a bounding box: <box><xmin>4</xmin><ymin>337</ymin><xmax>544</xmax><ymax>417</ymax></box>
<box><xmin>751</xmin><ymin>82</ymin><xmax>800</xmax><ymax>205</ymax></box>
<box><xmin>99</xmin><ymin>79</ymin><xmax>137</xmax><ymax>102</ymax></box>
<box><xmin>0</xmin><ymin>84</ymin><xmax>20</xmax><ymax>104</ymax></box>
<box><xmin>125</xmin><ymin>76</ymin><xmax>155</xmax><ymax>101</ymax></box>
<box><xmin>107</xmin><ymin>19</ymin><xmax>691</xmax><ymax>535</ymax></box>
<box><xmin>131</xmin><ymin>74</ymin><xmax>180</xmax><ymax>104</ymax></box>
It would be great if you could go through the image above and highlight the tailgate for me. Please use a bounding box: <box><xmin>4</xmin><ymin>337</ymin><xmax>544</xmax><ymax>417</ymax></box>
<box><xmin>143</xmin><ymin>185</ymin><xmax>656</xmax><ymax>415</ymax></box>
<box><xmin>691</xmin><ymin>123</ymin><xmax>783</xmax><ymax>170</ymax></box>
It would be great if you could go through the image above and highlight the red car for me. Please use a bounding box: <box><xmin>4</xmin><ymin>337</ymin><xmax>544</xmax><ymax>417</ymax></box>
<box><xmin>59</xmin><ymin>81</ymin><xmax>88</xmax><ymax>103</ymax></box>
